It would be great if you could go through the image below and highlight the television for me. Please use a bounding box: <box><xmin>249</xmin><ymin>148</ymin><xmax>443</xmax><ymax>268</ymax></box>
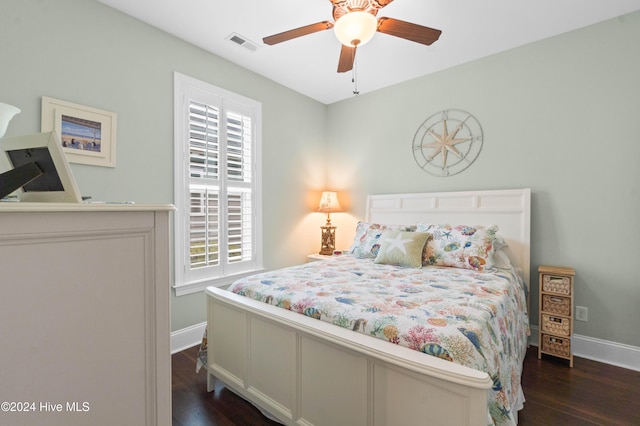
<box><xmin>0</xmin><ymin>131</ymin><xmax>82</xmax><ymax>203</ymax></box>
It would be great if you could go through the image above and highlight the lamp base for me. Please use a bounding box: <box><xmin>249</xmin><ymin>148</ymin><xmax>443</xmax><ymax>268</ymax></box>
<box><xmin>319</xmin><ymin>225</ymin><xmax>336</xmax><ymax>256</ymax></box>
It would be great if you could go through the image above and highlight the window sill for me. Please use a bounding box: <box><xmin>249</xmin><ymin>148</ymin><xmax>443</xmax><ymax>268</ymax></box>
<box><xmin>173</xmin><ymin>268</ymin><xmax>265</xmax><ymax>296</ymax></box>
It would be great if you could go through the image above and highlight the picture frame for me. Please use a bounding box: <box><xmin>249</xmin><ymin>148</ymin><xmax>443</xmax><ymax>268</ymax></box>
<box><xmin>41</xmin><ymin>96</ymin><xmax>117</xmax><ymax>167</ymax></box>
<box><xmin>0</xmin><ymin>131</ymin><xmax>83</xmax><ymax>203</ymax></box>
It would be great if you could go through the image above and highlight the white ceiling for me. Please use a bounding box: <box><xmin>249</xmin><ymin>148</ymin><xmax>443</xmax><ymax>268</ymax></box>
<box><xmin>97</xmin><ymin>0</ymin><xmax>640</xmax><ymax>105</ymax></box>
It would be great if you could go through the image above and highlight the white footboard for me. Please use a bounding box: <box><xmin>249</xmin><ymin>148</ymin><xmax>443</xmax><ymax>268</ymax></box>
<box><xmin>205</xmin><ymin>286</ymin><xmax>492</xmax><ymax>426</ymax></box>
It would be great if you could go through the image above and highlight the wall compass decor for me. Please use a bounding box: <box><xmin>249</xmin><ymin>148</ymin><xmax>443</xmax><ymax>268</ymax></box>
<box><xmin>412</xmin><ymin>109</ymin><xmax>483</xmax><ymax>177</ymax></box>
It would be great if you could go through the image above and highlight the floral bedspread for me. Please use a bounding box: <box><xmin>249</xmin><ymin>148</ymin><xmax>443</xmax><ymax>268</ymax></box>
<box><xmin>204</xmin><ymin>255</ymin><xmax>529</xmax><ymax>426</ymax></box>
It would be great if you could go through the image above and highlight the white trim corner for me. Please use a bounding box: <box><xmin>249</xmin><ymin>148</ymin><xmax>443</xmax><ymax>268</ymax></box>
<box><xmin>529</xmin><ymin>325</ymin><xmax>640</xmax><ymax>372</ymax></box>
<box><xmin>171</xmin><ymin>321</ymin><xmax>207</xmax><ymax>354</ymax></box>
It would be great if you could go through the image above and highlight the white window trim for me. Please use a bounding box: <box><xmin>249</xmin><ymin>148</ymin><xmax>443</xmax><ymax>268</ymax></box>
<box><xmin>173</xmin><ymin>72</ymin><xmax>263</xmax><ymax>296</ymax></box>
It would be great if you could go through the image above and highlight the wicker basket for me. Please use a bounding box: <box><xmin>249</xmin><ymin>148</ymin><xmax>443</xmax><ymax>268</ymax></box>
<box><xmin>542</xmin><ymin>274</ymin><xmax>571</xmax><ymax>295</ymax></box>
<box><xmin>542</xmin><ymin>314</ymin><xmax>571</xmax><ymax>336</ymax></box>
<box><xmin>541</xmin><ymin>333</ymin><xmax>571</xmax><ymax>357</ymax></box>
<box><xmin>542</xmin><ymin>294</ymin><xmax>571</xmax><ymax>316</ymax></box>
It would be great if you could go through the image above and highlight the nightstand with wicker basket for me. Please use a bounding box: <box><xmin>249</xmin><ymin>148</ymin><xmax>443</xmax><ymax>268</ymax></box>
<box><xmin>538</xmin><ymin>265</ymin><xmax>575</xmax><ymax>367</ymax></box>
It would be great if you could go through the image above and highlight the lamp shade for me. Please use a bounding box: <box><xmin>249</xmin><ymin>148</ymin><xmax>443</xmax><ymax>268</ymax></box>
<box><xmin>317</xmin><ymin>191</ymin><xmax>343</xmax><ymax>213</ymax></box>
<box><xmin>333</xmin><ymin>11</ymin><xmax>378</xmax><ymax>47</ymax></box>
<box><xmin>0</xmin><ymin>102</ymin><xmax>21</xmax><ymax>139</ymax></box>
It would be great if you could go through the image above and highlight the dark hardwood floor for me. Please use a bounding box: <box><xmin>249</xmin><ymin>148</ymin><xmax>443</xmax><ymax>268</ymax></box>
<box><xmin>172</xmin><ymin>344</ymin><xmax>281</xmax><ymax>426</ymax></box>
<box><xmin>172</xmin><ymin>345</ymin><xmax>640</xmax><ymax>425</ymax></box>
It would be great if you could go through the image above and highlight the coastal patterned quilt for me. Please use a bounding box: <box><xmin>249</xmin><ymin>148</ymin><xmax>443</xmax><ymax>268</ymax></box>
<box><xmin>203</xmin><ymin>255</ymin><xmax>529</xmax><ymax>426</ymax></box>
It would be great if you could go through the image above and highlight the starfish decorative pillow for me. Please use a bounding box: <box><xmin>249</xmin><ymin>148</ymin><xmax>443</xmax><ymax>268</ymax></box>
<box><xmin>374</xmin><ymin>230</ymin><xmax>432</xmax><ymax>268</ymax></box>
<box><xmin>349</xmin><ymin>221</ymin><xmax>416</xmax><ymax>259</ymax></box>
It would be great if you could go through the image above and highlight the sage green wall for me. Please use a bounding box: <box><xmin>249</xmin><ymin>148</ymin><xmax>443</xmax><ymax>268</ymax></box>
<box><xmin>327</xmin><ymin>12</ymin><xmax>640</xmax><ymax>347</ymax></box>
<box><xmin>0</xmin><ymin>0</ymin><xmax>327</xmax><ymax>331</ymax></box>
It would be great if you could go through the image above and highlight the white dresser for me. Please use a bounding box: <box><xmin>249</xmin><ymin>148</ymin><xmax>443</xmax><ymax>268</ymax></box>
<box><xmin>0</xmin><ymin>203</ymin><xmax>172</xmax><ymax>426</ymax></box>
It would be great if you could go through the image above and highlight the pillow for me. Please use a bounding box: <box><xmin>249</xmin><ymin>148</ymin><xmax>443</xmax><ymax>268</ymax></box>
<box><xmin>493</xmin><ymin>234</ymin><xmax>508</xmax><ymax>251</ymax></box>
<box><xmin>415</xmin><ymin>223</ymin><xmax>499</xmax><ymax>271</ymax></box>
<box><xmin>349</xmin><ymin>221</ymin><xmax>416</xmax><ymax>259</ymax></box>
<box><xmin>492</xmin><ymin>248</ymin><xmax>513</xmax><ymax>270</ymax></box>
<box><xmin>374</xmin><ymin>230</ymin><xmax>432</xmax><ymax>268</ymax></box>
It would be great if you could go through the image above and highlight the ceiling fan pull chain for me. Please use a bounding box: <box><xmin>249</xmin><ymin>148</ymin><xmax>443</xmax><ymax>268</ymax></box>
<box><xmin>352</xmin><ymin>48</ymin><xmax>360</xmax><ymax>95</ymax></box>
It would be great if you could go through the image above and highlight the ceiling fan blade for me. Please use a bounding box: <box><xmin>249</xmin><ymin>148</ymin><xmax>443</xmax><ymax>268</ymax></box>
<box><xmin>372</xmin><ymin>0</ymin><xmax>394</xmax><ymax>9</ymax></box>
<box><xmin>337</xmin><ymin>44</ymin><xmax>355</xmax><ymax>73</ymax></box>
<box><xmin>377</xmin><ymin>17</ymin><xmax>441</xmax><ymax>45</ymax></box>
<box><xmin>263</xmin><ymin>21</ymin><xmax>333</xmax><ymax>45</ymax></box>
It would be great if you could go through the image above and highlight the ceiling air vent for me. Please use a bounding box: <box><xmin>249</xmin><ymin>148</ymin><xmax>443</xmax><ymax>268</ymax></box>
<box><xmin>226</xmin><ymin>33</ymin><xmax>258</xmax><ymax>52</ymax></box>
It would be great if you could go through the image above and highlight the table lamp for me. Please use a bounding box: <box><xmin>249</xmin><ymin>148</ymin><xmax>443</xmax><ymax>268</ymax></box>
<box><xmin>0</xmin><ymin>102</ymin><xmax>20</xmax><ymax>139</ymax></box>
<box><xmin>317</xmin><ymin>191</ymin><xmax>343</xmax><ymax>255</ymax></box>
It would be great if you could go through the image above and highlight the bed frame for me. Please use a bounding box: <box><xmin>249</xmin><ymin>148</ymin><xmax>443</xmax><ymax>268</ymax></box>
<box><xmin>205</xmin><ymin>188</ymin><xmax>531</xmax><ymax>426</ymax></box>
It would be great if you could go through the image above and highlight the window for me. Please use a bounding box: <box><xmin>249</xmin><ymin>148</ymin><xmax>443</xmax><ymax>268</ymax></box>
<box><xmin>174</xmin><ymin>73</ymin><xmax>262</xmax><ymax>295</ymax></box>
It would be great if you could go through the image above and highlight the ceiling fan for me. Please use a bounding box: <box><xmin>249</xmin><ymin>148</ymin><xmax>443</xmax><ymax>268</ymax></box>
<box><xmin>262</xmin><ymin>0</ymin><xmax>442</xmax><ymax>73</ymax></box>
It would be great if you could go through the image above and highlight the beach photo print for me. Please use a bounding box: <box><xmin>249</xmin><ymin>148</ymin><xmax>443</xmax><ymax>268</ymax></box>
<box><xmin>41</xmin><ymin>96</ymin><xmax>117</xmax><ymax>167</ymax></box>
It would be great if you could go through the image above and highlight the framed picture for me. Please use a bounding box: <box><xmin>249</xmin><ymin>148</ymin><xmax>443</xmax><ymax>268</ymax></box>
<box><xmin>0</xmin><ymin>131</ymin><xmax>82</xmax><ymax>203</ymax></box>
<box><xmin>41</xmin><ymin>96</ymin><xmax>117</xmax><ymax>167</ymax></box>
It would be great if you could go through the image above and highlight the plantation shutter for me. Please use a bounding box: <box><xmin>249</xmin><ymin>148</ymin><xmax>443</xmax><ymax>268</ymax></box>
<box><xmin>188</xmin><ymin>101</ymin><xmax>220</xmax><ymax>270</ymax></box>
<box><xmin>225</xmin><ymin>112</ymin><xmax>253</xmax><ymax>265</ymax></box>
<box><xmin>174</xmin><ymin>72</ymin><xmax>261</xmax><ymax>295</ymax></box>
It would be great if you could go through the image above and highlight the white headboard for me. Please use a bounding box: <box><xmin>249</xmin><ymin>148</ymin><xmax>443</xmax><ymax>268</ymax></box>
<box><xmin>366</xmin><ymin>188</ymin><xmax>531</xmax><ymax>287</ymax></box>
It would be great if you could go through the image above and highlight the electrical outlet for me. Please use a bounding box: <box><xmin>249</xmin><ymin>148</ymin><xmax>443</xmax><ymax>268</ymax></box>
<box><xmin>575</xmin><ymin>306</ymin><xmax>588</xmax><ymax>322</ymax></box>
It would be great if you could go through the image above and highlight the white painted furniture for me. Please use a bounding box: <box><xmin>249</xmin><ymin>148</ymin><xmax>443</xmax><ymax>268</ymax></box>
<box><xmin>205</xmin><ymin>188</ymin><xmax>530</xmax><ymax>426</ymax></box>
<box><xmin>306</xmin><ymin>253</ymin><xmax>334</xmax><ymax>262</ymax></box>
<box><xmin>0</xmin><ymin>203</ymin><xmax>172</xmax><ymax>426</ymax></box>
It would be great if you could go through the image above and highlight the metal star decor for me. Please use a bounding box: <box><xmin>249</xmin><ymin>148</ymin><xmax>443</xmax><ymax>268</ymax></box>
<box><xmin>423</xmin><ymin>120</ymin><xmax>469</xmax><ymax>168</ymax></box>
<box><xmin>412</xmin><ymin>109</ymin><xmax>483</xmax><ymax>177</ymax></box>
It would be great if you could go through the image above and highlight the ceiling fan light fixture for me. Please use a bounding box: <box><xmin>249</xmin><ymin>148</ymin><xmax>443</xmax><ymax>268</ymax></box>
<box><xmin>334</xmin><ymin>11</ymin><xmax>377</xmax><ymax>47</ymax></box>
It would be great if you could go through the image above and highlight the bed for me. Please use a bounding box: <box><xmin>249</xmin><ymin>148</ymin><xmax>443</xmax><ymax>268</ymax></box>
<box><xmin>203</xmin><ymin>188</ymin><xmax>531</xmax><ymax>426</ymax></box>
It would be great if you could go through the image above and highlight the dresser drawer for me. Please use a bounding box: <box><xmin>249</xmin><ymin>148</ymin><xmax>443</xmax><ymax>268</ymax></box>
<box><xmin>541</xmin><ymin>333</ymin><xmax>571</xmax><ymax>358</ymax></box>
<box><xmin>542</xmin><ymin>294</ymin><xmax>571</xmax><ymax>316</ymax></box>
<box><xmin>542</xmin><ymin>274</ymin><xmax>571</xmax><ymax>295</ymax></box>
<box><xmin>542</xmin><ymin>314</ymin><xmax>571</xmax><ymax>337</ymax></box>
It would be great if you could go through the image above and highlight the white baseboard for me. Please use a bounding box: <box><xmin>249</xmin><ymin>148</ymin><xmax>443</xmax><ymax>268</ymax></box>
<box><xmin>171</xmin><ymin>321</ymin><xmax>207</xmax><ymax>354</ymax></box>
<box><xmin>529</xmin><ymin>325</ymin><xmax>640</xmax><ymax>372</ymax></box>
